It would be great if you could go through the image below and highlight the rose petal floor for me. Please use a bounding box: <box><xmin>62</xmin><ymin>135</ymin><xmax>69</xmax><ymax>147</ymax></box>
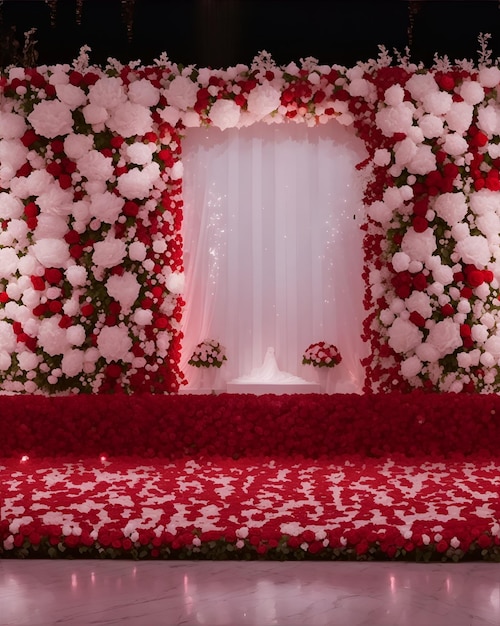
<box><xmin>2</xmin><ymin>455</ymin><xmax>500</xmax><ymax>560</ymax></box>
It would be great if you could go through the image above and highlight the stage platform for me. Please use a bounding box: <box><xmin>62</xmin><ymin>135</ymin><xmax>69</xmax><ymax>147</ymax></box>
<box><xmin>1</xmin><ymin>392</ymin><xmax>500</xmax><ymax>562</ymax></box>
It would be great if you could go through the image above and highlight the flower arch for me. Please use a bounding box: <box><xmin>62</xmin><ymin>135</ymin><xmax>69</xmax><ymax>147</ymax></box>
<box><xmin>2</xmin><ymin>42</ymin><xmax>500</xmax><ymax>394</ymax></box>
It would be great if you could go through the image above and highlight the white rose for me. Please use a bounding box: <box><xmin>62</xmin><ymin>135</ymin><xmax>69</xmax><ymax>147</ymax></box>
<box><xmin>426</xmin><ymin>319</ymin><xmax>462</xmax><ymax>358</ymax></box>
<box><xmin>92</xmin><ymin>235</ymin><xmax>127</xmax><ymax>268</ymax></box>
<box><xmin>422</xmin><ymin>91</ymin><xmax>453</xmax><ymax>116</ymax></box>
<box><xmin>433</xmin><ymin>192</ymin><xmax>468</xmax><ymax>225</ymax></box>
<box><xmin>63</xmin><ymin>133</ymin><xmax>94</xmax><ymax>160</ymax></box>
<box><xmin>97</xmin><ymin>325</ymin><xmax>133</xmax><ymax>362</ymax></box>
<box><xmin>55</xmin><ymin>84</ymin><xmax>87</xmax><ymax>110</ymax></box>
<box><xmin>401</xmin><ymin>227</ymin><xmax>437</xmax><ymax>262</ymax></box>
<box><xmin>61</xmin><ymin>349</ymin><xmax>85</xmax><ymax>377</ymax></box>
<box><xmin>89</xmin><ymin>191</ymin><xmax>124</xmax><ymax>224</ymax></box>
<box><xmin>28</xmin><ymin>100</ymin><xmax>74</xmax><ymax>138</ymax></box>
<box><xmin>128</xmin><ymin>241</ymin><xmax>147</xmax><ymax>262</ymax></box>
<box><xmin>209</xmin><ymin>98</ymin><xmax>241</xmax><ymax>130</ymax></box>
<box><xmin>484</xmin><ymin>335</ymin><xmax>500</xmax><ymax>359</ymax></box>
<box><xmin>165</xmin><ymin>76</ymin><xmax>199</xmax><ymax>110</ymax></box>
<box><xmin>126</xmin><ymin>143</ymin><xmax>153</xmax><ymax>165</ymax></box>
<box><xmin>30</xmin><ymin>239</ymin><xmax>71</xmax><ymax>268</ymax></box>
<box><xmin>128</xmin><ymin>79</ymin><xmax>160</xmax><ymax>107</ymax></box>
<box><xmin>78</xmin><ymin>150</ymin><xmax>114</xmax><ymax>181</ymax></box>
<box><xmin>105</xmin><ymin>272</ymin><xmax>141</xmax><ymax>312</ymax></box>
<box><xmin>406</xmin><ymin>144</ymin><xmax>436</xmax><ymax>176</ymax></box>
<box><xmin>66</xmin><ymin>325</ymin><xmax>86</xmax><ymax>346</ymax></box>
<box><xmin>88</xmin><ymin>76</ymin><xmax>126</xmax><ymax>109</ymax></box>
<box><xmin>455</xmin><ymin>235</ymin><xmax>491</xmax><ymax>267</ymax></box>
<box><xmin>387</xmin><ymin>318</ymin><xmax>423</xmax><ymax>354</ymax></box>
<box><xmin>459</xmin><ymin>80</ymin><xmax>485</xmax><ymax>105</ymax></box>
<box><xmin>400</xmin><ymin>355</ymin><xmax>422</xmax><ymax>378</ymax></box>
<box><xmin>246</xmin><ymin>84</ymin><xmax>281</xmax><ymax>118</ymax></box>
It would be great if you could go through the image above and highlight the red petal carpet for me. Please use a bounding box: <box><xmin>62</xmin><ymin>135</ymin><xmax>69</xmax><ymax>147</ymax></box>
<box><xmin>1</xmin><ymin>393</ymin><xmax>500</xmax><ymax>561</ymax></box>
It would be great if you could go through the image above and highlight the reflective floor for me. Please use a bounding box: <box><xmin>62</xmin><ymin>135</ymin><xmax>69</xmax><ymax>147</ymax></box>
<box><xmin>1</xmin><ymin>559</ymin><xmax>499</xmax><ymax>626</ymax></box>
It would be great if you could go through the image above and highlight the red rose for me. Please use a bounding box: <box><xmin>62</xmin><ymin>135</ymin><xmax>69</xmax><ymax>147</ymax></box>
<box><xmin>477</xmin><ymin>533</ymin><xmax>492</xmax><ymax>549</ymax></box>
<box><xmin>81</xmin><ymin>303</ymin><xmax>95</xmax><ymax>316</ymax></box>
<box><xmin>30</xmin><ymin>275</ymin><xmax>45</xmax><ymax>291</ymax></box>
<box><xmin>412</xmin><ymin>216</ymin><xmax>428</xmax><ymax>233</ymax></box>
<box><xmin>409</xmin><ymin>311</ymin><xmax>426</xmax><ymax>327</ymax></box>
<box><xmin>412</xmin><ymin>273</ymin><xmax>428</xmax><ymax>291</ymax></box>
<box><xmin>460</xmin><ymin>324</ymin><xmax>472</xmax><ymax>337</ymax></box>
<box><xmin>45</xmin><ymin>268</ymin><xmax>63</xmax><ymax>284</ymax></box>
<box><xmin>440</xmin><ymin>304</ymin><xmax>454</xmax><ymax>317</ymax></box>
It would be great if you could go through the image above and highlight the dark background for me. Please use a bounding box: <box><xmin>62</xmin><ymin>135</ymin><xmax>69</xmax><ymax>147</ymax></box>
<box><xmin>0</xmin><ymin>1</ymin><xmax>500</xmax><ymax>69</ymax></box>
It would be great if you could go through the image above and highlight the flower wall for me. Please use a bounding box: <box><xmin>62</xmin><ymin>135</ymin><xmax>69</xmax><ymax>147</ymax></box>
<box><xmin>3</xmin><ymin>45</ymin><xmax>500</xmax><ymax>393</ymax></box>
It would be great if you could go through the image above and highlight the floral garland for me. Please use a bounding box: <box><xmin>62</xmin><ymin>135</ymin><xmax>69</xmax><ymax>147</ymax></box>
<box><xmin>3</xmin><ymin>41</ymin><xmax>500</xmax><ymax>393</ymax></box>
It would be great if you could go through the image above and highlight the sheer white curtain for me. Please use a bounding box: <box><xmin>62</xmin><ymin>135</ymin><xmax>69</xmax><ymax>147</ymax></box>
<box><xmin>181</xmin><ymin>122</ymin><xmax>368</xmax><ymax>392</ymax></box>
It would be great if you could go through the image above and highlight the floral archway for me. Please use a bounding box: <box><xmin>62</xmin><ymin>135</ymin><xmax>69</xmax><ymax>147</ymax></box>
<box><xmin>1</xmin><ymin>41</ymin><xmax>500</xmax><ymax>394</ymax></box>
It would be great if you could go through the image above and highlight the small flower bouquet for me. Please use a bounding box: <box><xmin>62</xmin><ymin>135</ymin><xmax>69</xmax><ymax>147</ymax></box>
<box><xmin>188</xmin><ymin>340</ymin><xmax>227</xmax><ymax>368</ymax></box>
<box><xmin>302</xmin><ymin>342</ymin><xmax>342</xmax><ymax>368</ymax></box>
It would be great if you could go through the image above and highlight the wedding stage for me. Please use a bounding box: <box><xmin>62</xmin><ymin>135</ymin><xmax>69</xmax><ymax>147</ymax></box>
<box><xmin>1</xmin><ymin>392</ymin><xmax>500</xmax><ymax>562</ymax></box>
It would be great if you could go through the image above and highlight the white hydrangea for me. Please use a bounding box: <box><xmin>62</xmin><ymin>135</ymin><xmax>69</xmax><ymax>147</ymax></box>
<box><xmin>387</xmin><ymin>318</ymin><xmax>423</xmax><ymax>354</ymax></box>
<box><xmin>88</xmin><ymin>76</ymin><xmax>126</xmax><ymax>109</ymax></box>
<box><xmin>77</xmin><ymin>150</ymin><xmax>114</xmax><ymax>181</ymax></box>
<box><xmin>128</xmin><ymin>79</ymin><xmax>160</xmax><ymax>107</ymax></box>
<box><xmin>401</xmin><ymin>227</ymin><xmax>437</xmax><ymax>262</ymax></box>
<box><xmin>92</xmin><ymin>235</ymin><xmax>127</xmax><ymax>268</ymax></box>
<box><xmin>165</xmin><ymin>75</ymin><xmax>199</xmax><ymax>110</ymax></box>
<box><xmin>89</xmin><ymin>191</ymin><xmax>125</xmax><ymax>224</ymax></box>
<box><xmin>107</xmin><ymin>101</ymin><xmax>153</xmax><ymax>137</ymax></box>
<box><xmin>30</xmin><ymin>239</ymin><xmax>71</xmax><ymax>268</ymax></box>
<box><xmin>455</xmin><ymin>235</ymin><xmax>492</xmax><ymax>267</ymax></box>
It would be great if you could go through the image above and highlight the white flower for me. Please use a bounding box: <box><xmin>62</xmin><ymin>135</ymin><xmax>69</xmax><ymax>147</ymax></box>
<box><xmin>30</xmin><ymin>239</ymin><xmax>71</xmax><ymax>268</ymax></box>
<box><xmin>442</xmin><ymin>133</ymin><xmax>468</xmax><ymax>156</ymax></box>
<box><xmin>88</xmin><ymin>76</ymin><xmax>126</xmax><ymax>109</ymax></box>
<box><xmin>455</xmin><ymin>236</ymin><xmax>491</xmax><ymax>267</ymax></box>
<box><xmin>406</xmin><ymin>144</ymin><xmax>436</xmax><ymax>175</ymax></box>
<box><xmin>246</xmin><ymin>83</ymin><xmax>281</xmax><ymax>118</ymax></box>
<box><xmin>477</xmin><ymin>212</ymin><xmax>500</xmax><ymax>240</ymax></box>
<box><xmin>28</xmin><ymin>100</ymin><xmax>74</xmax><ymax>138</ymax></box>
<box><xmin>392</xmin><ymin>251</ymin><xmax>411</xmax><ymax>272</ymax></box>
<box><xmin>426</xmin><ymin>319</ymin><xmax>462</xmax><ymax>358</ymax></box>
<box><xmin>89</xmin><ymin>191</ymin><xmax>125</xmax><ymax>224</ymax></box>
<box><xmin>423</xmin><ymin>91</ymin><xmax>453</xmax><ymax>116</ymax></box>
<box><xmin>117</xmin><ymin>166</ymin><xmax>158</xmax><ymax>199</ymax></box>
<box><xmin>209</xmin><ymin>98</ymin><xmax>241</xmax><ymax>130</ymax></box>
<box><xmin>128</xmin><ymin>241</ymin><xmax>147</xmax><ymax>262</ymax></box>
<box><xmin>433</xmin><ymin>192</ymin><xmax>468</xmax><ymax>226</ymax></box>
<box><xmin>78</xmin><ymin>150</ymin><xmax>114</xmax><ymax>181</ymax></box>
<box><xmin>0</xmin><ymin>139</ymin><xmax>29</xmax><ymax>185</ymax></box>
<box><xmin>406</xmin><ymin>73</ymin><xmax>439</xmax><ymax>100</ymax></box>
<box><xmin>387</xmin><ymin>318</ymin><xmax>423</xmax><ymax>354</ymax></box>
<box><xmin>63</xmin><ymin>133</ymin><xmax>94</xmax><ymax>160</ymax></box>
<box><xmin>445</xmin><ymin>101</ymin><xmax>473</xmax><ymax>134</ymax></box>
<box><xmin>459</xmin><ymin>80</ymin><xmax>485</xmax><ymax>105</ymax></box>
<box><xmin>0</xmin><ymin>111</ymin><xmax>27</xmax><ymax>139</ymax></box>
<box><xmin>477</xmin><ymin>104</ymin><xmax>500</xmax><ymax>136</ymax></box>
<box><xmin>373</xmin><ymin>148</ymin><xmax>391</xmax><ymax>166</ymax></box>
<box><xmin>384</xmin><ymin>84</ymin><xmax>405</xmax><ymax>106</ymax></box>
<box><xmin>375</xmin><ymin>104</ymin><xmax>413</xmax><ymax>137</ymax></box>
<box><xmin>36</xmin><ymin>185</ymin><xmax>74</xmax><ymax>216</ymax></box>
<box><xmin>165</xmin><ymin>76</ymin><xmax>199</xmax><ymax>110</ymax></box>
<box><xmin>61</xmin><ymin>349</ymin><xmax>84</xmax><ymax>377</ymax></box>
<box><xmin>33</xmin><ymin>214</ymin><xmax>68</xmax><ymax>240</ymax></box>
<box><xmin>107</xmin><ymin>101</ymin><xmax>153</xmax><ymax>137</ymax></box>
<box><xmin>470</xmin><ymin>189</ymin><xmax>500</xmax><ymax>216</ymax></box>
<box><xmin>484</xmin><ymin>336</ymin><xmax>500</xmax><ymax>359</ymax></box>
<box><xmin>165</xmin><ymin>271</ymin><xmax>185</xmax><ymax>294</ymax></box>
<box><xmin>419</xmin><ymin>114</ymin><xmax>444</xmax><ymax>139</ymax></box>
<box><xmin>21</xmin><ymin>170</ymin><xmax>54</xmax><ymax>197</ymax></box>
<box><xmin>478</xmin><ymin>66</ymin><xmax>500</xmax><ymax>88</ymax></box>
<box><xmin>105</xmin><ymin>272</ymin><xmax>141</xmax><ymax>312</ymax></box>
<box><xmin>126</xmin><ymin>143</ymin><xmax>153</xmax><ymax>165</ymax></box>
<box><xmin>65</xmin><ymin>265</ymin><xmax>87</xmax><ymax>287</ymax></box>
<box><xmin>0</xmin><ymin>321</ymin><xmax>16</xmax><ymax>351</ymax></box>
<box><xmin>66</xmin><ymin>324</ymin><xmax>86</xmax><ymax>346</ymax></box>
<box><xmin>38</xmin><ymin>317</ymin><xmax>71</xmax><ymax>356</ymax></box>
<box><xmin>401</xmin><ymin>227</ymin><xmax>437</xmax><ymax>262</ymax></box>
<box><xmin>0</xmin><ymin>193</ymin><xmax>24</xmax><ymax>219</ymax></box>
<box><xmin>471</xmin><ymin>324</ymin><xmax>488</xmax><ymax>344</ymax></box>
<box><xmin>55</xmin><ymin>84</ymin><xmax>87</xmax><ymax>110</ymax></box>
<box><xmin>394</xmin><ymin>138</ymin><xmax>417</xmax><ymax>167</ymax></box>
<box><xmin>367</xmin><ymin>200</ymin><xmax>392</xmax><ymax>224</ymax></box>
<box><xmin>92</xmin><ymin>235</ymin><xmax>127</xmax><ymax>268</ymax></box>
<box><xmin>97</xmin><ymin>325</ymin><xmax>133</xmax><ymax>362</ymax></box>
<box><xmin>400</xmin><ymin>355</ymin><xmax>422</xmax><ymax>378</ymax></box>
<box><xmin>128</xmin><ymin>79</ymin><xmax>160</xmax><ymax>107</ymax></box>
<box><xmin>133</xmin><ymin>308</ymin><xmax>153</xmax><ymax>326</ymax></box>
<box><xmin>406</xmin><ymin>291</ymin><xmax>432</xmax><ymax>319</ymax></box>
<box><xmin>82</xmin><ymin>103</ymin><xmax>108</xmax><ymax>125</ymax></box>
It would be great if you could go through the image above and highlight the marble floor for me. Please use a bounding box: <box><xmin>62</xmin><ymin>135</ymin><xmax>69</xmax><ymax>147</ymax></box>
<box><xmin>1</xmin><ymin>560</ymin><xmax>499</xmax><ymax>626</ymax></box>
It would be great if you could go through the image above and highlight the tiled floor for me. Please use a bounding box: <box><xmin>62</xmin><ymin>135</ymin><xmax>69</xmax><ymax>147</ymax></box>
<box><xmin>1</xmin><ymin>559</ymin><xmax>499</xmax><ymax>626</ymax></box>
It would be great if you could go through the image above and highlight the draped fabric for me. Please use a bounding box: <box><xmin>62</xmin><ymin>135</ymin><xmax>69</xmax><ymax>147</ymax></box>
<box><xmin>181</xmin><ymin>122</ymin><xmax>368</xmax><ymax>392</ymax></box>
